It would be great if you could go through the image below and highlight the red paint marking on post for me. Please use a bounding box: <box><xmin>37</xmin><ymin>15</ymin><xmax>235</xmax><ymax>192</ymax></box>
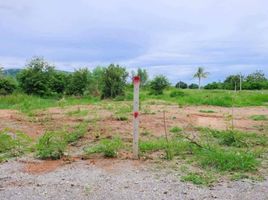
<box><xmin>134</xmin><ymin>111</ymin><xmax>139</xmax><ymax>118</ymax></box>
<box><xmin>133</xmin><ymin>76</ymin><xmax>140</xmax><ymax>84</ymax></box>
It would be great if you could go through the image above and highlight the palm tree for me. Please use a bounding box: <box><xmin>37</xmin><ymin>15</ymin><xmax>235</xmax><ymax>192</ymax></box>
<box><xmin>193</xmin><ymin>67</ymin><xmax>209</xmax><ymax>89</ymax></box>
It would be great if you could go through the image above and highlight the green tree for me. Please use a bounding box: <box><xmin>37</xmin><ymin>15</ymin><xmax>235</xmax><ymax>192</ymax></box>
<box><xmin>193</xmin><ymin>67</ymin><xmax>209</xmax><ymax>89</ymax></box>
<box><xmin>0</xmin><ymin>65</ymin><xmax>3</xmax><ymax>76</ymax></box>
<box><xmin>204</xmin><ymin>82</ymin><xmax>223</xmax><ymax>89</ymax></box>
<box><xmin>66</xmin><ymin>68</ymin><xmax>91</xmax><ymax>96</ymax></box>
<box><xmin>89</xmin><ymin>66</ymin><xmax>105</xmax><ymax>96</ymax></box>
<box><xmin>0</xmin><ymin>76</ymin><xmax>17</xmax><ymax>95</ymax></box>
<box><xmin>223</xmin><ymin>75</ymin><xmax>241</xmax><ymax>90</ymax></box>
<box><xmin>50</xmin><ymin>71</ymin><xmax>69</xmax><ymax>94</ymax></box>
<box><xmin>189</xmin><ymin>83</ymin><xmax>199</xmax><ymax>89</ymax></box>
<box><xmin>101</xmin><ymin>64</ymin><xmax>128</xmax><ymax>98</ymax></box>
<box><xmin>17</xmin><ymin>57</ymin><xmax>55</xmax><ymax>96</ymax></box>
<box><xmin>149</xmin><ymin>75</ymin><xmax>170</xmax><ymax>95</ymax></box>
<box><xmin>175</xmin><ymin>81</ymin><xmax>187</xmax><ymax>89</ymax></box>
<box><xmin>131</xmin><ymin>68</ymin><xmax>149</xmax><ymax>87</ymax></box>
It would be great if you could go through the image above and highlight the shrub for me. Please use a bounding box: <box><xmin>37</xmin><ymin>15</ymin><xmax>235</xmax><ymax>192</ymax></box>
<box><xmin>17</xmin><ymin>57</ymin><xmax>56</xmax><ymax>96</ymax></box>
<box><xmin>175</xmin><ymin>81</ymin><xmax>187</xmax><ymax>89</ymax></box>
<box><xmin>66</xmin><ymin>68</ymin><xmax>91</xmax><ymax>96</ymax></box>
<box><xmin>149</xmin><ymin>75</ymin><xmax>170</xmax><ymax>95</ymax></box>
<box><xmin>101</xmin><ymin>64</ymin><xmax>128</xmax><ymax>98</ymax></box>
<box><xmin>188</xmin><ymin>83</ymin><xmax>199</xmax><ymax>89</ymax></box>
<box><xmin>36</xmin><ymin>131</ymin><xmax>67</xmax><ymax>160</ymax></box>
<box><xmin>0</xmin><ymin>77</ymin><xmax>17</xmax><ymax>95</ymax></box>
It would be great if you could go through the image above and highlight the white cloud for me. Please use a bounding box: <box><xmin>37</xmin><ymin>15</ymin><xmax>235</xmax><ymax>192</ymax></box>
<box><xmin>0</xmin><ymin>0</ymin><xmax>268</xmax><ymax>84</ymax></box>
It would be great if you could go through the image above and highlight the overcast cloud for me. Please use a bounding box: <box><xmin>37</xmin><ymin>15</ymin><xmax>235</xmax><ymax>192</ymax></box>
<box><xmin>0</xmin><ymin>0</ymin><xmax>268</xmax><ymax>84</ymax></box>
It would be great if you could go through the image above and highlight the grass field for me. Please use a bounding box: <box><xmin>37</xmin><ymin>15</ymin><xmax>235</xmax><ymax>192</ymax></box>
<box><xmin>0</xmin><ymin>89</ymin><xmax>268</xmax><ymax>186</ymax></box>
<box><xmin>0</xmin><ymin>89</ymin><xmax>267</xmax><ymax>114</ymax></box>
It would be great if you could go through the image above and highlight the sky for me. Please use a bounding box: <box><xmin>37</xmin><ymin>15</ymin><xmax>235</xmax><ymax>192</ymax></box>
<box><xmin>0</xmin><ymin>0</ymin><xmax>268</xmax><ymax>85</ymax></box>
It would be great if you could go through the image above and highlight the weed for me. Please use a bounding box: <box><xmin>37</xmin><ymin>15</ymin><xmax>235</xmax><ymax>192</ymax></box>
<box><xmin>85</xmin><ymin>137</ymin><xmax>123</xmax><ymax>158</ymax></box>
<box><xmin>230</xmin><ymin>173</ymin><xmax>249</xmax><ymax>181</ymax></box>
<box><xmin>115</xmin><ymin>115</ymin><xmax>128</xmax><ymax>121</ymax></box>
<box><xmin>36</xmin><ymin>131</ymin><xmax>67</xmax><ymax>160</ymax></box>
<box><xmin>169</xmin><ymin>126</ymin><xmax>183</xmax><ymax>134</ymax></box>
<box><xmin>196</xmin><ymin>148</ymin><xmax>259</xmax><ymax>172</ymax></box>
<box><xmin>65</xmin><ymin>122</ymin><xmax>88</xmax><ymax>143</ymax></box>
<box><xmin>67</xmin><ymin>108</ymin><xmax>89</xmax><ymax>117</ymax></box>
<box><xmin>199</xmin><ymin>110</ymin><xmax>216</xmax><ymax>113</ymax></box>
<box><xmin>181</xmin><ymin>172</ymin><xmax>215</xmax><ymax>186</ymax></box>
<box><xmin>250</xmin><ymin>115</ymin><xmax>268</xmax><ymax>121</ymax></box>
<box><xmin>0</xmin><ymin>130</ymin><xmax>33</xmax><ymax>162</ymax></box>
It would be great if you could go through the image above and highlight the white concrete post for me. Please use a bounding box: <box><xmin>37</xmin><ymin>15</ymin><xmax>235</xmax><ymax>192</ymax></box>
<box><xmin>133</xmin><ymin>76</ymin><xmax>140</xmax><ymax>159</ymax></box>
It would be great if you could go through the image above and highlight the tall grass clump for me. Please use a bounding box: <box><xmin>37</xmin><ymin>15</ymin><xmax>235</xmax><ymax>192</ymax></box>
<box><xmin>85</xmin><ymin>137</ymin><xmax>123</xmax><ymax>158</ymax></box>
<box><xmin>0</xmin><ymin>130</ymin><xmax>33</xmax><ymax>162</ymax></box>
<box><xmin>36</xmin><ymin>131</ymin><xmax>67</xmax><ymax>160</ymax></box>
<box><xmin>65</xmin><ymin>122</ymin><xmax>88</xmax><ymax>143</ymax></box>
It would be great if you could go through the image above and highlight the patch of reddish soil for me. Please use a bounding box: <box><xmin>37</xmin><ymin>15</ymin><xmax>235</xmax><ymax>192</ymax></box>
<box><xmin>0</xmin><ymin>110</ymin><xmax>44</xmax><ymax>138</ymax></box>
<box><xmin>87</xmin><ymin>158</ymin><xmax>142</xmax><ymax>173</ymax></box>
<box><xmin>22</xmin><ymin>160</ymin><xmax>66</xmax><ymax>174</ymax></box>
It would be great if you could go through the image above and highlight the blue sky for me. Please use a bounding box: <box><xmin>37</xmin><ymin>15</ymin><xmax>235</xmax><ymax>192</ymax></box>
<box><xmin>0</xmin><ymin>0</ymin><xmax>268</xmax><ymax>85</ymax></box>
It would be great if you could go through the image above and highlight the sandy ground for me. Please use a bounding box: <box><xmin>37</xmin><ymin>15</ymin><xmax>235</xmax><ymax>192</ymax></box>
<box><xmin>0</xmin><ymin>158</ymin><xmax>268</xmax><ymax>200</ymax></box>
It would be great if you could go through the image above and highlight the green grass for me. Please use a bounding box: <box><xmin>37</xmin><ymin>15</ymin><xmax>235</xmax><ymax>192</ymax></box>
<box><xmin>199</xmin><ymin>110</ymin><xmax>216</xmax><ymax>113</ymax></box>
<box><xmin>84</xmin><ymin>137</ymin><xmax>123</xmax><ymax>158</ymax></box>
<box><xmin>250</xmin><ymin>115</ymin><xmax>268</xmax><ymax>121</ymax></box>
<box><xmin>181</xmin><ymin>172</ymin><xmax>215</xmax><ymax>186</ymax></box>
<box><xmin>36</xmin><ymin>131</ymin><xmax>67</xmax><ymax>160</ymax></box>
<box><xmin>140</xmin><ymin>89</ymin><xmax>268</xmax><ymax>107</ymax></box>
<box><xmin>0</xmin><ymin>93</ymin><xmax>99</xmax><ymax>114</ymax></box>
<box><xmin>196</xmin><ymin>148</ymin><xmax>259</xmax><ymax>172</ymax></box>
<box><xmin>198</xmin><ymin>127</ymin><xmax>267</xmax><ymax>147</ymax></box>
<box><xmin>169</xmin><ymin>126</ymin><xmax>183</xmax><ymax>133</ymax></box>
<box><xmin>67</xmin><ymin>108</ymin><xmax>89</xmax><ymax>117</ymax></box>
<box><xmin>65</xmin><ymin>122</ymin><xmax>88</xmax><ymax>143</ymax></box>
<box><xmin>0</xmin><ymin>130</ymin><xmax>33</xmax><ymax>162</ymax></box>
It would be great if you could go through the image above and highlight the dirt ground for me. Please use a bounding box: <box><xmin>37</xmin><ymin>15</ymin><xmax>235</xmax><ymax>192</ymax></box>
<box><xmin>0</xmin><ymin>104</ymin><xmax>267</xmax><ymax>140</ymax></box>
<box><xmin>0</xmin><ymin>103</ymin><xmax>267</xmax><ymax>199</ymax></box>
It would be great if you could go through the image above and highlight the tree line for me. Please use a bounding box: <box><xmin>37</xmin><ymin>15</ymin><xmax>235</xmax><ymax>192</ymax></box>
<box><xmin>0</xmin><ymin>58</ymin><xmax>267</xmax><ymax>97</ymax></box>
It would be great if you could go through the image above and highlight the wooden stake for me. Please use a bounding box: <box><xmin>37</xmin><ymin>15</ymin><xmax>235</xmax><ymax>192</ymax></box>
<box><xmin>133</xmin><ymin>76</ymin><xmax>140</xmax><ymax>159</ymax></box>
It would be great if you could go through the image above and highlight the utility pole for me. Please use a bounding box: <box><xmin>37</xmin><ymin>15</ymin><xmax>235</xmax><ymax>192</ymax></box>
<box><xmin>133</xmin><ymin>76</ymin><xmax>140</xmax><ymax>159</ymax></box>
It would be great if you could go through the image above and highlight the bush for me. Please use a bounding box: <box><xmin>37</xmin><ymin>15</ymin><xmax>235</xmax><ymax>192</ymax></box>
<box><xmin>66</xmin><ymin>68</ymin><xmax>91</xmax><ymax>96</ymax></box>
<box><xmin>188</xmin><ymin>83</ymin><xmax>199</xmax><ymax>89</ymax></box>
<box><xmin>175</xmin><ymin>81</ymin><xmax>187</xmax><ymax>89</ymax></box>
<box><xmin>101</xmin><ymin>64</ymin><xmax>128</xmax><ymax>98</ymax></box>
<box><xmin>17</xmin><ymin>57</ymin><xmax>56</xmax><ymax>96</ymax></box>
<box><xmin>0</xmin><ymin>77</ymin><xmax>17</xmax><ymax>95</ymax></box>
<box><xmin>149</xmin><ymin>75</ymin><xmax>170</xmax><ymax>95</ymax></box>
<box><xmin>36</xmin><ymin>131</ymin><xmax>67</xmax><ymax>160</ymax></box>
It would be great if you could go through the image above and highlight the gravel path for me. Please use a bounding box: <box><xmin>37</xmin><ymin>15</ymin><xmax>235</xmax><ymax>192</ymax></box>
<box><xmin>0</xmin><ymin>159</ymin><xmax>268</xmax><ymax>200</ymax></box>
